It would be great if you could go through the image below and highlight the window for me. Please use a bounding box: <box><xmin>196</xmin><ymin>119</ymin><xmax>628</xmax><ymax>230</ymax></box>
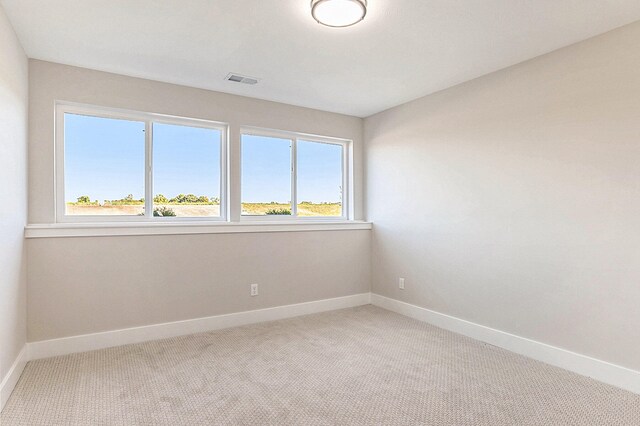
<box><xmin>241</xmin><ymin>134</ymin><xmax>292</xmax><ymax>216</ymax></box>
<box><xmin>241</xmin><ymin>129</ymin><xmax>347</xmax><ymax>219</ymax></box>
<box><xmin>297</xmin><ymin>140</ymin><xmax>344</xmax><ymax>217</ymax></box>
<box><xmin>63</xmin><ymin>113</ymin><xmax>146</xmax><ymax>216</ymax></box>
<box><xmin>56</xmin><ymin>104</ymin><xmax>226</xmax><ymax>221</ymax></box>
<box><xmin>56</xmin><ymin>104</ymin><xmax>352</xmax><ymax>224</ymax></box>
<box><xmin>152</xmin><ymin>123</ymin><xmax>222</xmax><ymax>218</ymax></box>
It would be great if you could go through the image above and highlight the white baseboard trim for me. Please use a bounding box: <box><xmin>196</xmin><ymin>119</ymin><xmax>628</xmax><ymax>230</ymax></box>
<box><xmin>28</xmin><ymin>293</ymin><xmax>372</xmax><ymax>361</ymax></box>
<box><xmin>1</xmin><ymin>346</ymin><xmax>28</xmax><ymax>412</ymax></box>
<box><xmin>371</xmin><ymin>294</ymin><xmax>640</xmax><ymax>395</ymax></box>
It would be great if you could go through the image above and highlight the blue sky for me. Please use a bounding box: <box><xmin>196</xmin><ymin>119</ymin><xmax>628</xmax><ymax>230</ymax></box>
<box><xmin>296</xmin><ymin>139</ymin><xmax>343</xmax><ymax>204</ymax></box>
<box><xmin>65</xmin><ymin>113</ymin><xmax>342</xmax><ymax>204</ymax></box>
<box><xmin>153</xmin><ymin>123</ymin><xmax>220</xmax><ymax>199</ymax></box>
<box><xmin>65</xmin><ymin>114</ymin><xmax>146</xmax><ymax>202</ymax></box>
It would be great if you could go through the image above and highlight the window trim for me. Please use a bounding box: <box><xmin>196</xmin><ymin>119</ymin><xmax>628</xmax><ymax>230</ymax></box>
<box><xmin>25</xmin><ymin>221</ymin><xmax>372</xmax><ymax>238</ymax></box>
<box><xmin>55</xmin><ymin>102</ymin><xmax>228</xmax><ymax>223</ymax></box>
<box><xmin>54</xmin><ymin>103</ymin><xmax>355</xmax><ymax>226</ymax></box>
<box><xmin>239</xmin><ymin>126</ymin><xmax>350</xmax><ymax>221</ymax></box>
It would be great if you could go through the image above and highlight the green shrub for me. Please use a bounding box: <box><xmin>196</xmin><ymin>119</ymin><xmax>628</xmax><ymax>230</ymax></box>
<box><xmin>265</xmin><ymin>208</ymin><xmax>291</xmax><ymax>215</ymax></box>
<box><xmin>76</xmin><ymin>195</ymin><xmax>91</xmax><ymax>204</ymax></box>
<box><xmin>154</xmin><ymin>206</ymin><xmax>176</xmax><ymax>217</ymax></box>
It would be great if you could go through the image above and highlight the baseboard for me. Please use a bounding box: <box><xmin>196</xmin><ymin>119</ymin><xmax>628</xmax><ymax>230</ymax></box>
<box><xmin>28</xmin><ymin>293</ymin><xmax>372</xmax><ymax>360</ymax></box>
<box><xmin>1</xmin><ymin>346</ymin><xmax>28</xmax><ymax>412</ymax></box>
<box><xmin>371</xmin><ymin>293</ymin><xmax>640</xmax><ymax>395</ymax></box>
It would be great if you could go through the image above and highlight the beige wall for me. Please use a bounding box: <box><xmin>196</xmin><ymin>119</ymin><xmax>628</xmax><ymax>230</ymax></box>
<box><xmin>0</xmin><ymin>6</ymin><xmax>28</xmax><ymax>384</ymax></box>
<box><xmin>365</xmin><ymin>22</ymin><xmax>640</xmax><ymax>371</ymax></box>
<box><xmin>28</xmin><ymin>61</ymin><xmax>370</xmax><ymax>341</ymax></box>
<box><xmin>28</xmin><ymin>230</ymin><xmax>370</xmax><ymax>341</ymax></box>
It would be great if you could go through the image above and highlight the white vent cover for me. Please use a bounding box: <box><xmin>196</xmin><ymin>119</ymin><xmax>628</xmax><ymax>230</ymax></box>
<box><xmin>225</xmin><ymin>73</ymin><xmax>259</xmax><ymax>85</ymax></box>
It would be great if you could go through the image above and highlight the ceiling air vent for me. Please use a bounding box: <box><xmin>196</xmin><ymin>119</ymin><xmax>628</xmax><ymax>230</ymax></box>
<box><xmin>225</xmin><ymin>73</ymin><xmax>259</xmax><ymax>85</ymax></box>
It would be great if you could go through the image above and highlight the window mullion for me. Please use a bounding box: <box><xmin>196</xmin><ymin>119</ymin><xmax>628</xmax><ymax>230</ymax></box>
<box><xmin>342</xmin><ymin>144</ymin><xmax>348</xmax><ymax>220</ymax></box>
<box><xmin>221</xmin><ymin>126</ymin><xmax>229</xmax><ymax>222</ymax></box>
<box><xmin>291</xmin><ymin>138</ymin><xmax>297</xmax><ymax>217</ymax></box>
<box><xmin>144</xmin><ymin>121</ymin><xmax>153</xmax><ymax>218</ymax></box>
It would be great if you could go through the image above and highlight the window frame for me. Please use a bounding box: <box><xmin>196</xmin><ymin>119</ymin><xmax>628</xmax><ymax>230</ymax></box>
<box><xmin>55</xmin><ymin>102</ymin><xmax>228</xmax><ymax>223</ymax></box>
<box><xmin>240</xmin><ymin>126</ymin><xmax>350</xmax><ymax>221</ymax></box>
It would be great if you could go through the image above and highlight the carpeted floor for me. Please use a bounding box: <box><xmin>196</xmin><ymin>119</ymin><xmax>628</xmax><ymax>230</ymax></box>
<box><xmin>2</xmin><ymin>305</ymin><xmax>639</xmax><ymax>425</ymax></box>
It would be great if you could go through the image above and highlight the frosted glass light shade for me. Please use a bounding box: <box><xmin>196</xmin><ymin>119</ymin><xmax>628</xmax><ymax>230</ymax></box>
<box><xmin>311</xmin><ymin>0</ymin><xmax>367</xmax><ymax>28</ymax></box>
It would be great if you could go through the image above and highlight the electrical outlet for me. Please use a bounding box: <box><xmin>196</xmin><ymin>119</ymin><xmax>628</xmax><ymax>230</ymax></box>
<box><xmin>399</xmin><ymin>278</ymin><xmax>405</xmax><ymax>290</ymax></box>
<box><xmin>250</xmin><ymin>283</ymin><xmax>259</xmax><ymax>296</ymax></box>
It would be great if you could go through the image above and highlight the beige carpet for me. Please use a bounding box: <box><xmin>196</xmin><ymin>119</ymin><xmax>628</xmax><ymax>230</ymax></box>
<box><xmin>2</xmin><ymin>306</ymin><xmax>639</xmax><ymax>425</ymax></box>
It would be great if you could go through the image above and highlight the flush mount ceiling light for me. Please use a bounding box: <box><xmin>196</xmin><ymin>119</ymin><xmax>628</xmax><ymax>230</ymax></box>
<box><xmin>311</xmin><ymin>0</ymin><xmax>367</xmax><ymax>28</ymax></box>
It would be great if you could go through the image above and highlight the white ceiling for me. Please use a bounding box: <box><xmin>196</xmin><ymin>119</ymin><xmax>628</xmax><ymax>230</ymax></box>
<box><xmin>3</xmin><ymin>1</ymin><xmax>640</xmax><ymax>117</ymax></box>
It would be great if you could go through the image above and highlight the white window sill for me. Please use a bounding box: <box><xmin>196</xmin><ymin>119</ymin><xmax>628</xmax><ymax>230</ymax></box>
<box><xmin>24</xmin><ymin>221</ymin><xmax>373</xmax><ymax>238</ymax></box>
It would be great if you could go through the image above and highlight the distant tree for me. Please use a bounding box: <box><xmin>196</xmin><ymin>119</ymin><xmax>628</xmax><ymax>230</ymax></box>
<box><xmin>76</xmin><ymin>195</ymin><xmax>91</xmax><ymax>204</ymax></box>
<box><xmin>125</xmin><ymin>194</ymin><xmax>134</xmax><ymax>201</ymax></box>
<box><xmin>170</xmin><ymin>193</ymin><xmax>199</xmax><ymax>204</ymax></box>
<box><xmin>197</xmin><ymin>195</ymin><xmax>210</xmax><ymax>203</ymax></box>
<box><xmin>154</xmin><ymin>194</ymin><xmax>169</xmax><ymax>204</ymax></box>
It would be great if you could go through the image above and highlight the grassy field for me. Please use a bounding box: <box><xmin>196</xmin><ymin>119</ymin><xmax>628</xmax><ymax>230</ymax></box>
<box><xmin>241</xmin><ymin>202</ymin><xmax>341</xmax><ymax>217</ymax></box>
<box><xmin>67</xmin><ymin>203</ymin><xmax>342</xmax><ymax>217</ymax></box>
<box><xmin>296</xmin><ymin>202</ymin><xmax>342</xmax><ymax>217</ymax></box>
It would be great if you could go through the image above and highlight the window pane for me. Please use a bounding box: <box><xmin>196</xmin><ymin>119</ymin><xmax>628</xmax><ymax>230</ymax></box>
<box><xmin>241</xmin><ymin>134</ymin><xmax>292</xmax><ymax>215</ymax></box>
<box><xmin>297</xmin><ymin>140</ymin><xmax>343</xmax><ymax>217</ymax></box>
<box><xmin>64</xmin><ymin>113</ymin><xmax>145</xmax><ymax>216</ymax></box>
<box><xmin>152</xmin><ymin>123</ymin><xmax>221</xmax><ymax>218</ymax></box>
